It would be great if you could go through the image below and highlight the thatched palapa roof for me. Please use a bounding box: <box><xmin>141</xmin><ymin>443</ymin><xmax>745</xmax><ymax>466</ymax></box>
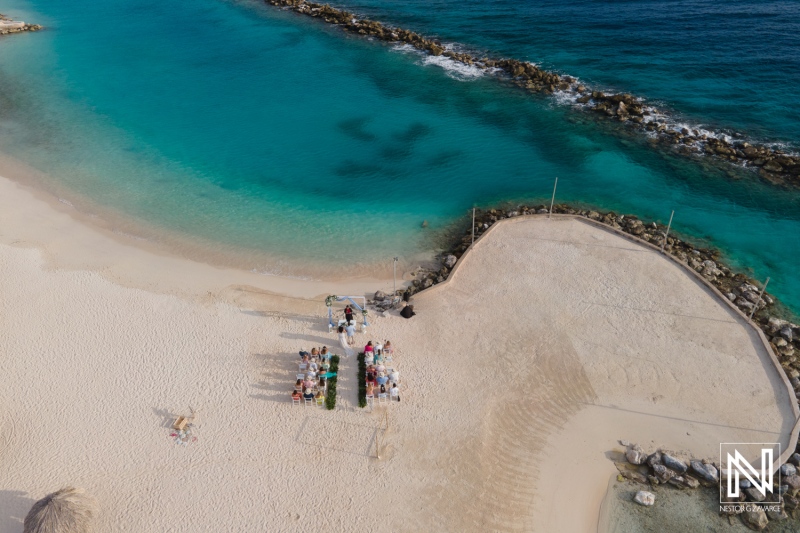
<box><xmin>24</xmin><ymin>487</ymin><xmax>98</xmax><ymax>533</ymax></box>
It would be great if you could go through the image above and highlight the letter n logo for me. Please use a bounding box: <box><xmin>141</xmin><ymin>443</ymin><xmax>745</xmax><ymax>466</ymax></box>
<box><xmin>720</xmin><ymin>443</ymin><xmax>780</xmax><ymax>504</ymax></box>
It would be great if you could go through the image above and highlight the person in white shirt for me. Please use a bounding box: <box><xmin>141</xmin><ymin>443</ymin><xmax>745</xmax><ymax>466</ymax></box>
<box><xmin>345</xmin><ymin>323</ymin><xmax>356</xmax><ymax>346</ymax></box>
<box><xmin>389</xmin><ymin>369</ymin><xmax>399</xmax><ymax>384</ymax></box>
<box><xmin>390</xmin><ymin>383</ymin><xmax>400</xmax><ymax>402</ymax></box>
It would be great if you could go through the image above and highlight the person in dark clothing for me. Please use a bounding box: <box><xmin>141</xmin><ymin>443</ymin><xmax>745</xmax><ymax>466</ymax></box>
<box><xmin>400</xmin><ymin>304</ymin><xmax>415</xmax><ymax>319</ymax></box>
<box><xmin>344</xmin><ymin>305</ymin><xmax>354</xmax><ymax>323</ymax></box>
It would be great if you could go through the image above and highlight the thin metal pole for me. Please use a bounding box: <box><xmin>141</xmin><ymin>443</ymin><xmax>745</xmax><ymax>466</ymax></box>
<box><xmin>393</xmin><ymin>257</ymin><xmax>398</xmax><ymax>294</ymax></box>
<box><xmin>661</xmin><ymin>210</ymin><xmax>674</xmax><ymax>253</ymax></box>
<box><xmin>548</xmin><ymin>177</ymin><xmax>558</xmax><ymax>219</ymax></box>
<box><xmin>471</xmin><ymin>207</ymin><xmax>475</xmax><ymax>245</ymax></box>
<box><xmin>749</xmin><ymin>277</ymin><xmax>770</xmax><ymax>321</ymax></box>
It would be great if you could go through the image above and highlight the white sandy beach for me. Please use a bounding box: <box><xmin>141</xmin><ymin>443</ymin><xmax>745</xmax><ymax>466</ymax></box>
<box><xmin>0</xmin><ymin>174</ymin><xmax>796</xmax><ymax>532</ymax></box>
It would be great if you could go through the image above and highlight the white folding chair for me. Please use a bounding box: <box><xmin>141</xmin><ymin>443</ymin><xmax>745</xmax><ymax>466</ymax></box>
<box><xmin>298</xmin><ymin>363</ymin><xmax>308</xmax><ymax>372</ymax></box>
<box><xmin>316</xmin><ymin>396</ymin><xmax>325</xmax><ymax>407</ymax></box>
<box><xmin>296</xmin><ymin>373</ymin><xmax>305</xmax><ymax>381</ymax></box>
<box><xmin>378</xmin><ymin>393</ymin><xmax>388</xmax><ymax>404</ymax></box>
<box><xmin>304</xmin><ymin>397</ymin><xmax>313</xmax><ymax>407</ymax></box>
<box><xmin>292</xmin><ymin>397</ymin><xmax>301</xmax><ymax>406</ymax></box>
<box><xmin>366</xmin><ymin>393</ymin><xmax>375</xmax><ymax>406</ymax></box>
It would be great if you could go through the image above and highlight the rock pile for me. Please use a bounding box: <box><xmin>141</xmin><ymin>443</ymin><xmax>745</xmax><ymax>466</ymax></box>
<box><xmin>617</xmin><ymin>440</ymin><xmax>800</xmax><ymax>530</ymax></box>
<box><xmin>0</xmin><ymin>14</ymin><xmax>42</xmax><ymax>35</ymax></box>
<box><xmin>265</xmin><ymin>0</ymin><xmax>800</xmax><ymax>188</ymax></box>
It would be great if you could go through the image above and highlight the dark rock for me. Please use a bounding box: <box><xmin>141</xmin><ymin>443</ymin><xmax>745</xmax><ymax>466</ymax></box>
<box><xmin>646</xmin><ymin>451</ymin><xmax>662</xmax><ymax>468</ymax></box>
<box><xmin>374</xmin><ymin>290</ymin><xmax>386</xmax><ymax>301</ymax></box>
<box><xmin>443</xmin><ymin>254</ymin><xmax>457</xmax><ymax>269</ymax></box>
<box><xmin>662</xmin><ymin>454</ymin><xmax>688</xmax><ymax>474</ymax></box>
<box><xmin>780</xmin><ymin>463</ymin><xmax>797</xmax><ymax>477</ymax></box>
<box><xmin>783</xmin><ymin>474</ymin><xmax>800</xmax><ymax>489</ymax></box>
<box><xmin>690</xmin><ymin>460</ymin><xmax>719</xmax><ymax>483</ymax></box>
<box><xmin>653</xmin><ymin>464</ymin><xmax>675</xmax><ymax>483</ymax></box>
<box><xmin>744</xmin><ymin>487</ymin><xmax>767</xmax><ymax>502</ymax></box>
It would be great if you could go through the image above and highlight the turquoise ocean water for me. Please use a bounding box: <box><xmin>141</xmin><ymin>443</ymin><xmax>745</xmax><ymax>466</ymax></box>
<box><xmin>0</xmin><ymin>0</ymin><xmax>798</xmax><ymax>310</ymax></box>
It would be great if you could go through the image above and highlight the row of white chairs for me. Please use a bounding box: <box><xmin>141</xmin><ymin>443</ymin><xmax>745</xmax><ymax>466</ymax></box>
<box><xmin>293</xmin><ymin>395</ymin><xmax>325</xmax><ymax>407</ymax></box>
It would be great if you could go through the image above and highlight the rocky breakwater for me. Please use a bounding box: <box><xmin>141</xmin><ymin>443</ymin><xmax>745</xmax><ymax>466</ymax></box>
<box><xmin>618</xmin><ymin>440</ymin><xmax>800</xmax><ymax>530</ymax></box>
<box><xmin>265</xmin><ymin>0</ymin><xmax>800</xmax><ymax>189</ymax></box>
<box><xmin>0</xmin><ymin>13</ymin><xmax>43</xmax><ymax>35</ymax></box>
<box><xmin>404</xmin><ymin>204</ymin><xmax>800</xmax><ymax>408</ymax></box>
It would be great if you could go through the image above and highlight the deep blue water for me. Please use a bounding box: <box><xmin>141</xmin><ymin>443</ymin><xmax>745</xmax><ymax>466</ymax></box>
<box><xmin>0</xmin><ymin>0</ymin><xmax>798</xmax><ymax>311</ymax></box>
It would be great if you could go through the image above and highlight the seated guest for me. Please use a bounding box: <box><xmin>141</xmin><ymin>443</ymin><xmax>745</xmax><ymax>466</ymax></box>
<box><xmin>318</xmin><ymin>376</ymin><xmax>326</xmax><ymax>389</ymax></box>
<box><xmin>384</xmin><ymin>340</ymin><xmax>394</xmax><ymax>356</ymax></box>
<box><xmin>311</xmin><ymin>347</ymin><xmax>319</xmax><ymax>359</ymax></box>
<box><xmin>389</xmin><ymin>369</ymin><xmax>399</xmax><ymax>384</ymax></box>
<box><xmin>301</xmin><ymin>355</ymin><xmax>310</xmax><ymax>365</ymax></box>
<box><xmin>365</xmin><ymin>352</ymin><xmax>374</xmax><ymax>365</ymax></box>
<box><xmin>390</xmin><ymin>383</ymin><xmax>400</xmax><ymax>402</ymax></box>
<box><xmin>315</xmin><ymin>390</ymin><xmax>325</xmax><ymax>402</ymax></box>
<box><xmin>294</xmin><ymin>379</ymin><xmax>303</xmax><ymax>391</ymax></box>
<box><xmin>298</xmin><ymin>348</ymin><xmax>310</xmax><ymax>358</ymax></box>
<box><xmin>292</xmin><ymin>390</ymin><xmax>302</xmax><ymax>401</ymax></box>
<box><xmin>366</xmin><ymin>382</ymin><xmax>375</xmax><ymax>397</ymax></box>
<box><xmin>379</xmin><ymin>384</ymin><xmax>387</xmax><ymax>396</ymax></box>
<box><xmin>320</xmin><ymin>346</ymin><xmax>329</xmax><ymax>360</ymax></box>
<box><xmin>308</xmin><ymin>361</ymin><xmax>319</xmax><ymax>372</ymax></box>
<box><xmin>364</xmin><ymin>341</ymin><xmax>374</xmax><ymax>355</ymax></box>
<box><xmin>366</xmin><ymin>370</ymin><xmax>376</xmax><ymax>382</ymax></box>
<box><xmin>303</xmin><ymin>377</ymin><xmax>315</xmax><ymax>390</ymax></box>
<box><xmin>375</xmin><ymin>364</ymin><xmax>386</xmax><ymax>374</ymax></box>
<box><xmin>303</xmin><ymin>389</ymin><xmax>315</xmax><ymax>401</ymax></box>
<box><xmin>306</xmin><ymin>368</ymin><xmax>317</xmax><ymax>380</ymax></box>
<box><xmin>374</xmin><ymin>342</ymin><xmax>383</xmax><ymax>355</ymax></box>
<box><xmin>377</xmin><ymin>372</ymin><xmax>388</xmax><ymax>386</ymax></box>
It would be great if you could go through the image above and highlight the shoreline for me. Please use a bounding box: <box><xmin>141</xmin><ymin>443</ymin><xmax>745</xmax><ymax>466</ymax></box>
<box><xmin>265</xmin><ymin>0</ymin><xmax>800</xmax><ymax>189</ymax></box>
<box><xmin>0</xmin><ymin>149</ymin><xmax>436</xmax><ymax>295</ymax></box>
<box><xmin>0</xmin><ymin>171</ymin><xmax>400</xmax><ymax>303</ymax></box>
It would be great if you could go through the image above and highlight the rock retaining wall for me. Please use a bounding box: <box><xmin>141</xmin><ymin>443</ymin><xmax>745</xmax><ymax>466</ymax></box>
<box><xmin>266</xmin><ymin>0</ymin><xmax>800</xmax><ymax>188</ymax></box>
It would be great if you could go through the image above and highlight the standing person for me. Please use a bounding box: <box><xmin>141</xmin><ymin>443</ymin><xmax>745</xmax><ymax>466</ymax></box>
<box><xmin>345</xmin><ymin>322</ymin><xmax>356</xmax><ymax>346</ymax></box>
<box><xmin>344</xmin><ymin>305</ymin><xmax>354</xmax><ymax>324</ymax></box>
<box><xmin>337</xmin><ymin>325</ymin><xmax>354</xmax><ymax>357</ymax></box>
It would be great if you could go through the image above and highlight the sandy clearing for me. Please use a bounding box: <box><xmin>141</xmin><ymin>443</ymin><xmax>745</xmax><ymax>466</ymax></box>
<box><xmin>0</xmin><ymin>173</ymin><xmax>796</xmax><ymax>532</ymax></box>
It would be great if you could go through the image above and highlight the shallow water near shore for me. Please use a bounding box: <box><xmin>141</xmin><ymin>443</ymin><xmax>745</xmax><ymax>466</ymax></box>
<box><xmin>602</xmin><ymin>480</ymin><xmax>800</xmax><ymax>532</ymax></box>
<box><xmin>0</xmin><ymin>0</ymin><xmax>799</xmax><ymax>311</ymax></box>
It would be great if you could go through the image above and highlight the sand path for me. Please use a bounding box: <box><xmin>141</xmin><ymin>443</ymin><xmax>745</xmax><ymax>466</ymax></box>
<box><xmin>0</xmin><ymin>175</ymin><xmax>795</xmax><ymax>531</ymax></box>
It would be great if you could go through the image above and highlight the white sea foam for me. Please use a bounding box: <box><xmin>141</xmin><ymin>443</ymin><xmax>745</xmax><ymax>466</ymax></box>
<box><xmin>391</xmin><ymin>43</ymin><xmax>487</xmax><ymax>81</ymax></box>
<box><xmin>421</xmin><ymin>54</ymin><xmax>486</xmax><ymax>80</ymax></box>
<box><xmin>58</xmin><ymin>197</ymin><xmax>74</xmax><ymax>207</ymax></box>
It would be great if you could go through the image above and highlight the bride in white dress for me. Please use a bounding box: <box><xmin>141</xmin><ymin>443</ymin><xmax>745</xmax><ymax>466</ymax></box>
<box><xmin>337</xmin><ymin>325</ymin><xmax>354</xmax><ymax>357</ymax></box>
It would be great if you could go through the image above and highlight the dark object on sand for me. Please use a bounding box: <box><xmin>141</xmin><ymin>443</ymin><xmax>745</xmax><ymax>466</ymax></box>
<box><xmin>400</xmin><ymin>305</ymin><xmax>415</xmax><ymax>319</ymax></box>
<box><xmin>402</xmin><ymin>289</ymin><xmax>411</xmax><ymax>302</ymax></box>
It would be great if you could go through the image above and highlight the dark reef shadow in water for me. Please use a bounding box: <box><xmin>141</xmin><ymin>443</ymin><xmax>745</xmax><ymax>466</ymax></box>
<box><xmin>333</xmin><ymin>159</ymin><xmax>382</xmax><ymax>179</ymax></box>
<box><xmin>337</xmin><ymin>117</ymin><xmax>377</xmax><ymax>142</ymax></box>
